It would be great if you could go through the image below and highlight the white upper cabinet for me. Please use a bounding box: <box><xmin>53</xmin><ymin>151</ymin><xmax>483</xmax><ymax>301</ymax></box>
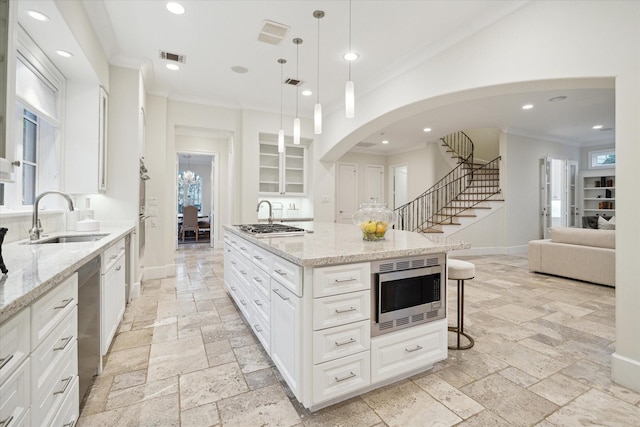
<box><xmin>64</xmin><ymin>84</ymin><xmax>108</xmax><ymax>194</ymax></box>
<box><xmin>259</xmin><ymin>142</ymin><xmax>307</xmax><ymax>196</ymax></box>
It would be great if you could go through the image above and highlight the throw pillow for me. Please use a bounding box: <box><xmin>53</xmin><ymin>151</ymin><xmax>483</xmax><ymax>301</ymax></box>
<box><xmin>598</xmin><ymin>215</ymin><xmax>616</xmax><ymax>230</ymax></box>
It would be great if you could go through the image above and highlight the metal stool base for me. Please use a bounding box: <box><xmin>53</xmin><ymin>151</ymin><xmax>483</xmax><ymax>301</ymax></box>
<box><xmin>448</xmin><ymin>278</ymin><xmax>475</xmax><ymax>350</ymax></box>
<box><xmin>447</xmin><ymin>326</ymin><xmax>475</xmax><ymax>350</ymax></box>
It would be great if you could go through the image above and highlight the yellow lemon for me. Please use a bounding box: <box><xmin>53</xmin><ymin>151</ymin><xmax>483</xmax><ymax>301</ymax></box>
<box><xmin>376</xmin><ymin>223</ymin><xmax>387</xmax><ymax>234</ymax></box>
<box><xmin>364</xmin><ymin>222</ymin><xmax>377</xmax><ymax>234</ymax></box>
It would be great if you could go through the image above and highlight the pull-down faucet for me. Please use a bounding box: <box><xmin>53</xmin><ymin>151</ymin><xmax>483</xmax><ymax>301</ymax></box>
<box><xmin>256</xmin><ymin>200</ymin><xmax>273</xmax><ymax>224</ymax></box>
<box><xmin>29</xmin><ymin>191</ymin><xmax>75</xmax><ymax>240</ymax></box>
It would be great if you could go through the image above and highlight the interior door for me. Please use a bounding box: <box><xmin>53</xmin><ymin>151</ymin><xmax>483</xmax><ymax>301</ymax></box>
<box><xmin>336</xmin><ymin>163</ymin><xmax>357</xmax><ymax>223</ymax></box>
<box><xmin>540</xmin><ymin>156</ymin><xmax>552</xmax><ymax>238</ymax></box>
<box><xmin>567</xmin><ymin>160</ymin><xmax>578</xmax><ymax>227</ymax></box>
<box><xmin>365</xmin><ymin>164</ymin><xmax>384</xmax><ymax>204</ymax></box>
<box><xmin>392</xmin><ymin>165</ymin><xmax>408</xmax><ymax>209</ymax></box>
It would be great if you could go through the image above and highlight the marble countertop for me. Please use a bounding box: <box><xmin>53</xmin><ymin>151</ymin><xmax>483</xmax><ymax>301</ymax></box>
<box><xmin>223</xmin><ymin>222</ymin><xmax>470</xmax><ymax>267</ymax></box>
<box><xmin>0</xmin><ymin>224</ymin><xmax>135</xmax><ymax>323</ymax></box>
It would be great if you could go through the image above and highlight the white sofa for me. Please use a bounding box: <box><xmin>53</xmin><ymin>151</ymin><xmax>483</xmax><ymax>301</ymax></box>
<box><xmin>528</xmin><ymin>227</ymin><xmax>615</xmax><ymax>287</ymax></box>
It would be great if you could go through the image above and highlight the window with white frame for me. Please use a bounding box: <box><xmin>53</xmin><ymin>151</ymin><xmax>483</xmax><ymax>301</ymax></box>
<box><xmin>589</xmin><ymin>148</ymin><xmax>616</xmax><ymax>169</ymax></box>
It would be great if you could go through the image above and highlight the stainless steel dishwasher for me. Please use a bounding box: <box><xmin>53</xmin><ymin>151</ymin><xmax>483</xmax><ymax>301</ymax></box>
<box><xmin>77</xmin><ymin>256</ymin><xmax>101</xmax><ymax>404</ymax></box>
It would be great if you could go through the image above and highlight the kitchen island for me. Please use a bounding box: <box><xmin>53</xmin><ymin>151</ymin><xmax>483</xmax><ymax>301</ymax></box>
<box><xmin>223</xmin><ymin>222</ymin><xmax>469</xmax><ymax>410</ymax></box>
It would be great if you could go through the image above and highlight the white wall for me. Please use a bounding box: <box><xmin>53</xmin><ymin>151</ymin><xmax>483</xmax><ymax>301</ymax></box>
<box><xmin>387</xmin><ymin>142</ymin><xmax>448</xmax><ymax>203</ymax></box>
<box><xmin>465</xmin><ymin>128</ymin><xmax>500</xmax><ymax>162</ymax></box>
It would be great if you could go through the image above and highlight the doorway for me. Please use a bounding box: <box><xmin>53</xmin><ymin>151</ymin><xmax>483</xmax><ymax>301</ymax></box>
<box><xmin>177</xmin><ymin>152</ymin><xmax>215</xmax><ymax>247</ymax></box>
<box><xmin>540</xmin><ymin>156</ymin><xmax>578</xmax><ymax>238</ymax></box>
<box><xmin>391</xmin><ymin>164</ymin><xmax>408</xmax><ymax>209</ymax></box>
<box><xmin>336</xmin><ymin>163</ymin><xmax>358</xmax><ymax>223</ymax></box>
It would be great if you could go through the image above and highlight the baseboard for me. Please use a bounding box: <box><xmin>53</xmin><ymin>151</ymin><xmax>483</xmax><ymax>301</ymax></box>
<box><xmin>611</xmin><ymin>352</ymin><xmax>640</xmax><ymax>393</ymax></box>
<box><xmin>142</xmin><ymin>263</ymin><xmax>176</xmax><ymax>280</ymax></box>
<box><xmin>452</xmin><ymin>245</ymin><xmax>528</xmax><ymax>257</ymax></box>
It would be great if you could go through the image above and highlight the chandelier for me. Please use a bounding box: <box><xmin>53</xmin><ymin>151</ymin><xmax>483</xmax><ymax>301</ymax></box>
<box><xmin>178</xmin><ymin>155</ymin><xmax>200</xmax><ymax>186</ymax></box>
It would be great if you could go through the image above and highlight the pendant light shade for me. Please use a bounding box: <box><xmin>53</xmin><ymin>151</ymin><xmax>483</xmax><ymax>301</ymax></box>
<box><xmin>345</xmin><ymin>0</ymin><xmax>355</xmax><ymax>119</ymax></box>
<box><xmin>277</xmin><ymin>58</ymin><xmax>286</xmax><ymax>153</ymax></box>
<box><xmin>293</xmin><ymin>38</ymin><xmax>302</xmax><ymax>145</ymax></box>
<box><xmin>313</xmin><ymin>10</ymin><xmax>324</xmax><ymax>134</ymax></box>
<box><xmin>345</xmin><ymin>79</ymin><xmax>355</xmax><ymax>118</ymax></box>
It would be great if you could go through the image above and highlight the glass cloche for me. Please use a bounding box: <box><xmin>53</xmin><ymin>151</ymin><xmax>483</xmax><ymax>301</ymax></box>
<box><xmin>352</xmin><ymin>199</ymin><xmax>396</xmax><ymax>241</ymax></box>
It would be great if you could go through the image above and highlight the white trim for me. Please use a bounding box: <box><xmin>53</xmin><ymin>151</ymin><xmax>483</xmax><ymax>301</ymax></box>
<box><xmin>450</xmin><ymin>244</ymin><xmax>528</xmax><ymax>257</ymax></box>
<box><xmin>142</xmin><ymin>263</ymin><xmax>176</xmax><ymax>280</ymax></box>
<box><xmin>611</xmin><ymin>352</ymin><xmax>640</xmax><ymax>393</ymax></box>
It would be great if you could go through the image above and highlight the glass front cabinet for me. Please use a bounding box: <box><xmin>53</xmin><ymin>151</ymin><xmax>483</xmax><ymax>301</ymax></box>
<box><xmin>259</xmin><ymin>142</ymin><xmax>307</xmax><ymax>196</ymax></box>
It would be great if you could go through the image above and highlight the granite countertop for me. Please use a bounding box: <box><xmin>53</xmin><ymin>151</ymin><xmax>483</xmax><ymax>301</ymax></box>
<box><xmin>0</xmin><ymin>224</ymin><xmax>135</xmax><ymax>323</ymax></box>
<box><xmin>223</xmin><ymin>221</ymin><xmax>470</xmax><ymax>267</ymax></box>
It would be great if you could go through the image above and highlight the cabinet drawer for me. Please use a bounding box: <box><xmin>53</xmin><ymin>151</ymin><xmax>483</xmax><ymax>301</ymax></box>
<box><xmin>230</xmin><ymin>252</ymin><xmax>252</xmax><ymax>288</ymax></box>
<box><xmin>31</xmin><ymin>273</ymin><xmax>78</xmax><ymax>350</ymax></box>
<box><xmin>235</xmin><ymin>239</ymin><xmax>253</xmax><ymax>260</ymax></box>
<box><xmin>0</xmin><ymin>308</ymin><xmax>30</xmax><ymax>385</ymax></box>
<box><xmin>252</xmin><ymin>287</ymin><xmax>270</xmax><ymax>323</ymax></box>
<box><xmin>0</xmin><ymin>358</ymin><xmax>30</xmax><ymax>427</ymax></box>
<box><xmin>101</xmin><ymin>238</ymin><xmax>126</xmax><ymax>273</ymax></box>
<box><xmin>313</xmin><ymin>291</ymin><xmax>370</xmax><ymax>331</ymax></box>
<box><xmin>250</xmin><ymin>310</ymin><xmax>270</xmax><ymax>354</ymax></box>
<box><xmin>251</xmin><ymin>244</ymin><xmax>274</xmax><ymax>273</ymax></box>
<box><xmin>50</xmin><ymin>375</ymin><xmax>79</xmax><ymax>427</ymax></box>
<box><xmin>272</xmin><ymin>257</ymin><xmax>302</xmax><ymax>296</ymax></box>
<box><xmin>312</xmin><ymin>351</ymin><xmax>370</xmax><ymax>405</ymax></box>
<box><xmin>101</xmin><ymin>254</ymin><xmax>126</xmax><ymax>355</ymax></box>
<box><xmin>371</xmin><ymin>319</ymin><xmax>447</xmax><ymax>383</ymax></box>
<box><xmin>229</xmin><ymin>273</ymin><xmax>252</xmax><ymax>321</ymax></box>
<box><xmin>251</xmin><ymin>266</ymin><xmax>271</xmax><ymax>299</ymax></box>
<box><xmin>313</xmin><ymin>320</ymin><xmax>370</xmax><ymax>364</ymax></box>
<box><xmin>32</xmin><ymin>307</ymin><xmax>77</xmax><ymax>397</ymax></box>
<box><xmin>313</xmin><ymin>263</ymin><xmax>370</xmax><ymax>298</ymax></box>
<box><xmin>31</xmin><ymin>342</ymin><xmax>78</xmax><ymax>427</ymax></box>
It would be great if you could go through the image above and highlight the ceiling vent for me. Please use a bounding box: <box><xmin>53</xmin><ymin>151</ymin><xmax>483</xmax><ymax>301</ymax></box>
<box><xmin>355</xmin><ymin>142</ymin><xmax>376</xmax><ymax>148</ymax></box>
<box><xmin>284</xmin><ymin>78</ymin><xmax>303</xmax><ymax>86</ymax></box>
<box><xmin>159</xmin><ymin>51</ymin><xmax>186</xmax><ymax>64</ymax></box>
<box><xmin>258</xmin><ymin>20</ymin><xmax>290</xmax><ymax>45</ymax></box>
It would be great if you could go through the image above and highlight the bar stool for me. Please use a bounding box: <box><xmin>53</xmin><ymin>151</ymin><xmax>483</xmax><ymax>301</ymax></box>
<box><xmin>447</xmin><ymin>259</ymin><xmax>475</xmax><ymax>350</ymax></box>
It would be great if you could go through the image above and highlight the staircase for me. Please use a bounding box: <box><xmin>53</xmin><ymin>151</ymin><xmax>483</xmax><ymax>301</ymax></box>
<box><xmin>394</xmin><ymin>131</ymin><xmax>503</xmax><ymax>235</ymax></box>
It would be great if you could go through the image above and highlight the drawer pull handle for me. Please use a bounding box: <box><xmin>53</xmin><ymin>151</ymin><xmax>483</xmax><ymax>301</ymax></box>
<box><xmin>254</xmin><ymin>324</ymin><xmax>263</xmax><ymax>333</ymax></box>
<box><xmin>54</xmin><ymin>376</ymin><xmax>74</xmax><ymax>395</ymax></box>
<box><xmin>253</xmin><ymin>277</ymin><xmax>262</xmax><ymax>283</ymax></box>
<box><xmin>253</xmin><ymin>255</ymin><xmax>263</xmax><ymax>260</ymax></box>
<box><xmin>54</xmin><ymin>336</ymin><xmax>74</xmax><ymax>352</ymax></box>
<box><xmin>334</xmin><ymin>307</ymin><xmax>356</xmax><ymax>314</ymax></box>
<box><xmin>275</xmin><ymin>269</ymin><xmax>287</xmax><ymax>276</ymax></box>
<box><xmin>254</xmin><ymin>299</ymin><xmax>263</xmax><ymax>306</ymax></box>
<box><xmin>0</xmin><ymin>416</ymin><xmax>14</xmax><ymax>427</ymax></box>
<box><xmin>231</xmin><ymin>240</ymin><xmax>237</xmax><ymax>244</ymax></box>
<box><xmin>0</xmin><ymin>354</ymin><xmax>14</xmax><ymax>371</ymax></box>
<box><xmin>110</xmin><ymin>254</ymin><xmax>117</xmax><ymax>260</ymax></box>
<box><xmin>54</xmin><ymin>298</ymin><xmax>74</xmax><ymax>310</ymax></box>
<box><xmin>240</xmin><ymin>246</ymin><xmax>247</xmax><ymax>251</ymax></box>
<box><xmin>240</xmin><ymin>300</ymin><xmax>247</xmax><ymax>306</ymax></box>
<box><xmin>335</xmin><ymin>338</ymin><xmax>356</xmax><ymax>347</ymax></box>
<box><xmin>405</xmin><ymin>345</ymin><xmax>423</xmax><ymax>353</ymax></box>
<box><xmin>230</xmin><ymin>286</ymin><xmax>237</xmax><ymax>291</ymax></box>
<box><xmin>335</xmin><ymin>371</ymin><xmax>356</xmax><ymax>383</ymax></box>
<box><xmin>240</xmin><ymin>269</ymin><xmax>247</xmax><ymax>275</ymax></box>
<box><xmin>334</xmin><ymin>277</ymin><xmax>355</xmax><ymax>283</ymax></box>
<box><xmin>273</xmin><ymin>288</ymin><xmax>289</xmax><ymax>301</ymax></box>
<box><xmin>116</xmin><ymin>266</ymin><xmax>122</xmax><ymax>271</ymax></box>
<box><xmin>62</xmin><ymin>419</ymin><xmax>76</xmax><ymax>427</ymax></box>
<box><xmin>231</xmin><ymin>261</ymin><xmax>237</xmax><ymax>265</ymax></box>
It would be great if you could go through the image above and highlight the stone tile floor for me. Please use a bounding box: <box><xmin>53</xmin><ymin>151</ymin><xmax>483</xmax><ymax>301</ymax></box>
<box><xmin>78</xmin><ymin>245</ymin><xmax>640</xmax><ymax>426</ymax></box>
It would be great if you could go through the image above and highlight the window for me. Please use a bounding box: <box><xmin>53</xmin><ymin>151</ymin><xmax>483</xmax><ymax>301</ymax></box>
<box><xmin>177</xmin><ymin>172</ymin><xmax>203</xmax><ymax>213</ymax></box>
<box><xmin>22</xmin><ymin>109</ymin><xmax>38</xmax><ymax>205</ymax></box>
<box><xmin>589</xmin><ymin>149</ymin><xmax>616</xmax><ymax>169</ymax></box>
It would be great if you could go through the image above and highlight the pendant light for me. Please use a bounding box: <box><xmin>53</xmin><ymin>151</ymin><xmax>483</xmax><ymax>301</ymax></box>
<box><xmin>345</xmin><ymin>0</ymin><xmax>355</xmax><ymax>118</ymax></box>
<box><xmin>293</xmin><ymin>38</ymin><xmax>302</xmax><ymax>145</ymax></box>
<box><xmin>313</xmin><ymin>10</ymin><xmax>324</xmax><ymax>134</ymax></box>
<box><xmin>277</xmin><ymin>58</ymin><xmax>286</xmax><ymax>153</ymax></box>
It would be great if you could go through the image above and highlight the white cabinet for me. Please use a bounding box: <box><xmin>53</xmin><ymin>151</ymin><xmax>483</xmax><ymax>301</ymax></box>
<box><xmin>259</xmin><ymin>142</ymin><xmax>307</xmax><ymax>195</ymax></box>
<box><xmin>581</xmin><ymin>170</ymin><xmax>615</xmax><ymax>219</ymax></box>
<box><xmin>64</xmin><ymin>84</ymin><xmax>108</xmax><ymax>194</ymax></box>
<box><xmin>0</xmin><ymin>358</ymin><xmax>30</xmax><ymax>427</ymax></box>
<box><xmin>101</xmin><ymin>239</ymin><xmax>126</xmax><ymax>355</ymax></box>
<box><xmin>270</xmin><ymin>282</ymin><xmax>301</xmax><ymax>397</ymax></box>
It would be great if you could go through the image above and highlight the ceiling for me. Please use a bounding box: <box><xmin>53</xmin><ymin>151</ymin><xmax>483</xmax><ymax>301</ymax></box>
<box><xmin>18</xmin><ymin>1</ymin><xmax>615</xmax><ymax>155</ymax></box>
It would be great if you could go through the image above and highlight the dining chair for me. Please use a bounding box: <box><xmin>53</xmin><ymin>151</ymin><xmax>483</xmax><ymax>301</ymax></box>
<box><xmin>181</xmin><ymin>205</ymin><xmax>199</xmax><ymax>241</ymax></box>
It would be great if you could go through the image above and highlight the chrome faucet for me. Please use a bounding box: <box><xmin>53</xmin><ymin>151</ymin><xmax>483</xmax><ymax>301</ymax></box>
<box><xmin>256</xmin><ymin>200</ymin><xmax>273</xmax><ymax>224</ymax></box>
<box><xmin>29</xmin><ymin>191</ymin><xmax>75</xmax><ymax>240</ymax></box>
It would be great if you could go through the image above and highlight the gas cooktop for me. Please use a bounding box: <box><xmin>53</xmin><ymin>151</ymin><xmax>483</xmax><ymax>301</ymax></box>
<box><xmin>236</xmin><ymin>223</ymin><xmax>307</xmax><ymax>237</ymax></box>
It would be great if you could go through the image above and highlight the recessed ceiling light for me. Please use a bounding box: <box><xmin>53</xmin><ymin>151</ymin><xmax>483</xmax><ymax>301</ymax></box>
<box><xmin>522</xmin><ymin>104</ymin><xmax>534</xmax><ymax>110</ymax></box>
<box><xmin>166</xmin><ymin>63</ymin><xmax>180</xmax><ymax>71</ymax></box>
<box><xmin>343</xmin><ymin>52</ymin><xmax>359</xmax><ymax>61</ymax></box>
<box><xmin>592</xmin><ymin>125</ymin><xmax>603</xmax><ymax>130</ymax></box>
<box><xmin>166</xmin><ymin>2</ymin><xmax>185</xmax><ymax>15</ymax></box>
<box><xmin>423</xmin><ymin>127</ymin><xmax>432</xmax><ymax>132</ymax></box>
<box><xmin>56</xmin><ymin>50</ymin><xmax>73</xmax><ymax>58</ymax></box>
<box><xmin>381</xmin><ymin>140</ymin><xmax>389</xmax><ymax>144</ymax></box>
<box><xmin>302</xmin><ymin>90</ymin><xmax>312</xmax><ymax>96</ymax></box>
<box><xmin>27</xmin><ymin>10</ymin><xmax>50</xmax><ymax>21</ymax></box>
<box><xmin>230</xmin><ymin>65</ymin><xmax>248</xmax><ymax>74</ymax></box>
<box><xmin>548</xmin><ymin>96</ymin><xmax>567</xmax><ymax>102</ymax></box>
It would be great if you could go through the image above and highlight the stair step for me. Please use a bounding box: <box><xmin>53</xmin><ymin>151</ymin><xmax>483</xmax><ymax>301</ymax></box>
<box><xmin>421</xmin><ymin>228</ymin><xmax>444</xmax><ymax>234</ymax></box>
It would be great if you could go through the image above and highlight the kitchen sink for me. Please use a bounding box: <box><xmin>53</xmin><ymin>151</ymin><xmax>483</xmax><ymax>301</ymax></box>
<box><xmin>24</xmin><ymin>233</ymin><xmax>109</xmax><ymax>244</ymax></box>
<box><xmin>236</xmin><ymin>223</ymin><xmax>307</xmax><ymax>237</ymax></box>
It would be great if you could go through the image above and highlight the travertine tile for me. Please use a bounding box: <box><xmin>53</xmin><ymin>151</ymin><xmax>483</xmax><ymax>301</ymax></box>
<box><xmin>101</xmin><ymin>345</ymin><xmax>150</xmax><ymax>377</ymax></box>
<box><xmin>546</xmin><ymin>388</ymin><xmax>640</xmax><ymax>426</ymax></box>
<box><xmin>204</xmin><ymin>339</ymin><xmax>236</xmax><ymax>367</ymax></box>
<box><xmin>109</xmin><ymin>327</ymin><xmax>154</xmax><ymax>352</ymax></box>
<box><xmin>497</xmin><ymin>366</ymin><xmax>539</xmax><ymax>388</ymax></box>
<box><xmin>147</xmin><ymin>335</ymin><xmax>208</xmax><ymax>382</ymax></box>
<box><xmin>244</xmin><ymin>367</ymin><xmax>278</xmax><ymax>391</ymax></box>
<box><xmin>414</xmin><ymin>374</ymin><xmax>484</xmax><ymax>419</ymax></box>
<box><xmin>528</xmin><ymin>373</ymin><xmax>590</xmax><ymax>406</ymax></box>
<box><xmin>217</xmin><ymin>384</ymin><xmax>301</xmax><ymax>426</ymax></box>
<box><xmin>180</xmin><ymin>402</ymin><xmax>220</xmax><ymax>427</ymax></box>
<box><xmin>234</xmin><ymin>343</ymin><xmax>272</xmax><ymax>374</ymax></box>
<box><xmin>301</xmin><ymin>397</ymin><xmax>382</xmax><ymax>426</ymax></box>
<box><xmin>456</xmin><ymin>409</ymin><xmax>513</xmax><ymax>427</ymax></box>
<box><xmin>111</xmin><ymin>369</ymin><xmax>147</xmax><ymax>392</ymax></box>
<box><xmin>106</xmin><ymin>375</ymin><xmax>178</xmax><ymax>410</ymax></box>
<box><xmin>179</xmin><ymin>362</ymin><xmax>248</xmax><ymax>410</ymax></box>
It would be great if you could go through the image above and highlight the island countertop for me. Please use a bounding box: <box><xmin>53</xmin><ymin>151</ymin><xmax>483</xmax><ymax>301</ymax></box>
<box><xmin>0</xmin><ymin>224</ymin><xmax>135</xmax><ymax>323</ymax></box>
<box><xmin>223</xmin><ymin>221</ymin><xmax>469</xmax><ymax>267</ymax></box>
